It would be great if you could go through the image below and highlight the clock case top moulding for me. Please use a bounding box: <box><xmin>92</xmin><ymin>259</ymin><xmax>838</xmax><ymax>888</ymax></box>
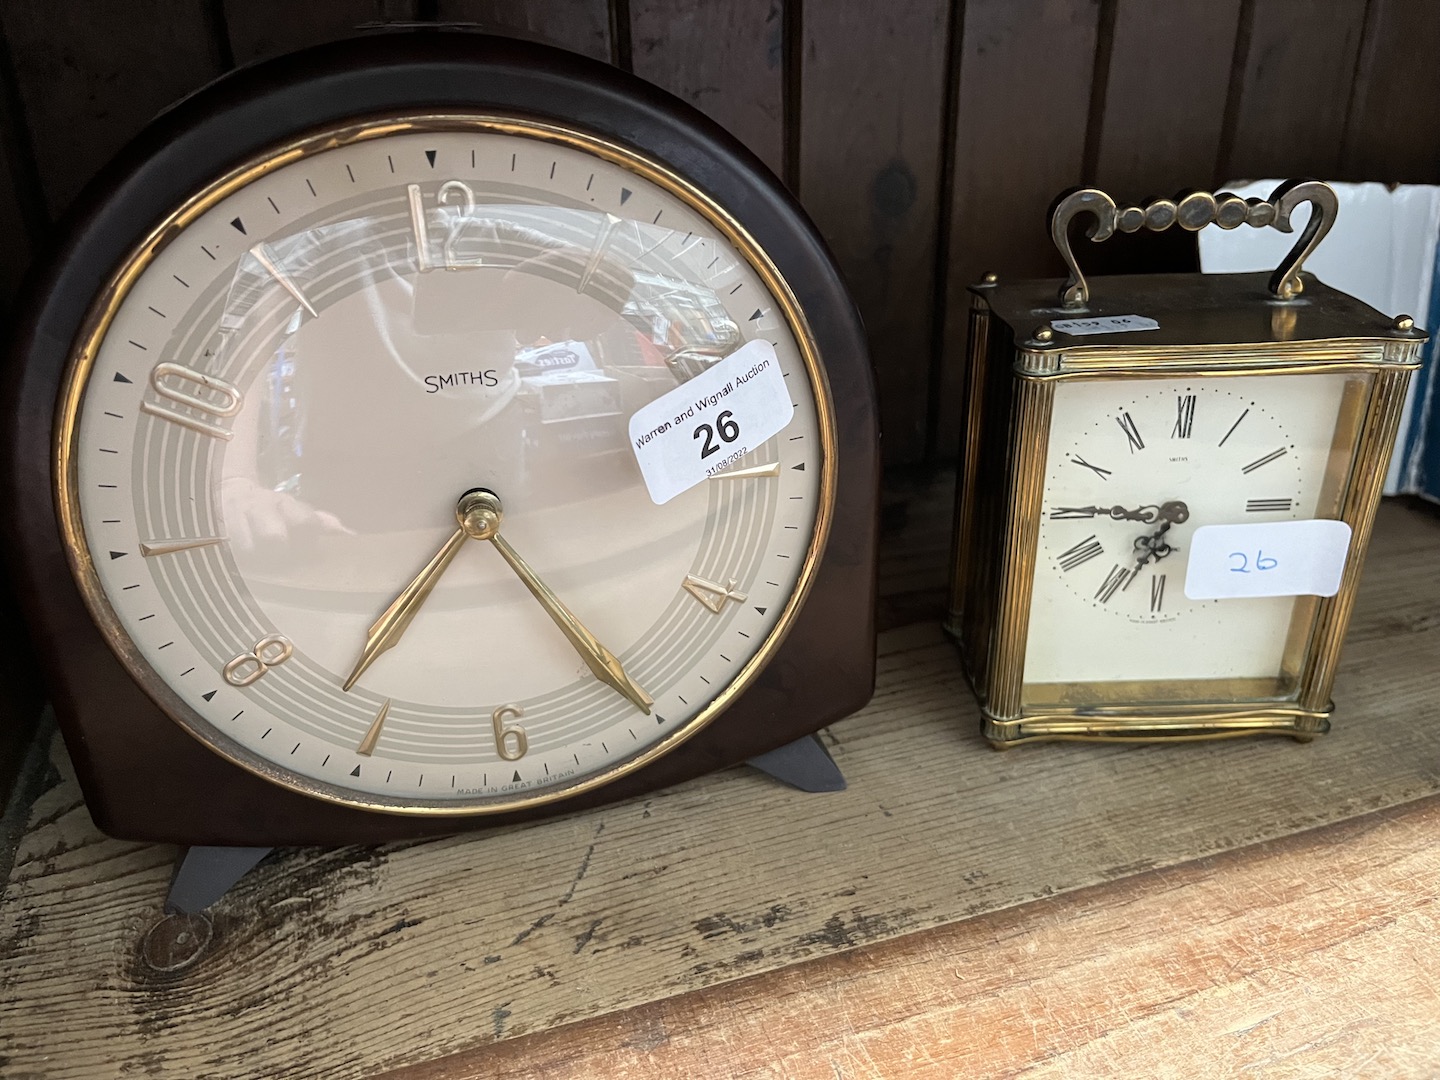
<box><xmin>0</xmin><ymin>34</ymin><xmax>879</xmax><ymax>845</ymax></box>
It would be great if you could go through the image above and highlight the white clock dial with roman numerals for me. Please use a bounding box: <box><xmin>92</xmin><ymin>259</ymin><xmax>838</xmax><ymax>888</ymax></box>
<box><xmin>66</xmin><ymin>119</ymin><xmax>830</xmax><ymax>813</ymax></box>
<box><xmin>1024</xmin><ymin>372</ymin><xmax>1354</xmax><ymax>688</ymax></box>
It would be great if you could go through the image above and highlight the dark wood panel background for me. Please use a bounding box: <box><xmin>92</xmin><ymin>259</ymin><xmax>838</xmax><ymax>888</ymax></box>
<box><xmin>1</xmin><ymin>0</ymin><xmax>1438</xmax><ymax>794</ymax></box>
<box><xmin>2</xmin><ymin>0</ymin><xmax>1438</xmax><ymax>464</ymax></box>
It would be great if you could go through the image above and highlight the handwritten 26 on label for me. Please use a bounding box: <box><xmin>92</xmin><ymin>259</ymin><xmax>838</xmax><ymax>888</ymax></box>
<box><xmin>1184</xmin><ymin>520</ymin><xmax>1353</xmax><ymax>600</ymax></box>
<box><xmin>628</xmin><ymin>339</ymin><xmax>794</xmax><ymax>504</ymax></box>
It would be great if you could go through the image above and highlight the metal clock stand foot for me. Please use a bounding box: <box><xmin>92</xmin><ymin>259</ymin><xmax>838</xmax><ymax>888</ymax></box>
<box><xmin>745</xmin><ymin>733</ymin><xmax>846</xmax><ymax>793</ymax></box>
<box><xmin>155</xmin><ymin>736</ymin><xmax>844</xmax><ymax>913</ymax></box>
<box><xmin>165</xmin><ymin>846</ymin><xmax>273</xmax><ymax>914</ymax></box>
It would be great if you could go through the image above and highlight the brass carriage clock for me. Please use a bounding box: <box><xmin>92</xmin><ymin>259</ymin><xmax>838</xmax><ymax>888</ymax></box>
<box><xmin>947</xmin><ymin>180</ymin><xmax>1425</xmax><ymax>746</ymax></box>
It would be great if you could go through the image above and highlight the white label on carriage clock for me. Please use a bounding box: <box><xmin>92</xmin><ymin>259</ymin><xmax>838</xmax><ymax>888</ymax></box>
<box><xmin>629</xmin><ymin>338</ymin><xmax>794</xmax><ymax>504</ymax></box>
<box><xmin>1050</xmin><ymin>314</ymin><xmax>1160</xmax><ymax>336</ymax></box>
<box><xmin>1185</xmin><ymin>520</ymin><xmax>1354</xmax><ymax>599</ymax></box>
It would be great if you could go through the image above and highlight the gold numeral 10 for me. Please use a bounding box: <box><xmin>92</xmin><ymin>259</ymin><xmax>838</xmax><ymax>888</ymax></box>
<box><xmin>223</xmin><ymin>634</ymin><xmax>294</xmax><ymax>686</ymax></box>
<box><xmin>140</xmin><ymin>362</ymin><xmax>244</xmax><ymax>440</ymax></box>
<box><xmin>491</xmin><ymin>704</ymin><xmax>528</xmax><ymax>761</ymax></box>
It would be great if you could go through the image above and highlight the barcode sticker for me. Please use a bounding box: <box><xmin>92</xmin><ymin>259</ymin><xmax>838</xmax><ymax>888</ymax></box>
<box><xmin>1051</xmin><ymin>314</ymin><xmax>1160</xmax><ymax>336</ymax></box>
<box><xmin>1184</xmin><ymin>520</ymin><xmax>1353</xmax><ymax>600</ymax></box>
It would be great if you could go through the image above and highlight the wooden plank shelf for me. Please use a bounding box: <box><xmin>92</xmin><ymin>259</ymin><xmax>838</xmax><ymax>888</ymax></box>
<box><xmin>4</xmin><ymin>0</ymin><xmax>1440</xmax><ymax>825</ymax></box>
<box><xmin>389</xmin><ymin>794</ymin><xmax>1440</xmax><ymax>1079</ymax></box>
<box><xmin>1</xmin><ymin>475</ymin><xmax>1438</xmax><ymax>1078</ymax></box>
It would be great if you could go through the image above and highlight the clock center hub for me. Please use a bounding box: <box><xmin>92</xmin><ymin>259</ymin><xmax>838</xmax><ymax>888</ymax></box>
<box><xmin>457</xmin><ymin>488</ymin><xmax>503</xmax><ymax>541</ymax></box>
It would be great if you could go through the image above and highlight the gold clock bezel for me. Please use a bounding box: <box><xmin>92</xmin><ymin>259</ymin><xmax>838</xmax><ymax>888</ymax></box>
<box><xmin>53</xmin><ymin>113</ymin><xmax>838</xmax><ymax>814</ymax></box>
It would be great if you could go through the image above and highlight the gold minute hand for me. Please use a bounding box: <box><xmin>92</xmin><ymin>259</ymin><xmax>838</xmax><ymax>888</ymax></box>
<box><xmin>343</xmin><ymin>526</ymin><xmax>468</xmax><ymax>691</ymax></box>
<box><xmin>458</xmin><ymin>489</ymin><xmax>653</xmax><ymax>714</ymax></box>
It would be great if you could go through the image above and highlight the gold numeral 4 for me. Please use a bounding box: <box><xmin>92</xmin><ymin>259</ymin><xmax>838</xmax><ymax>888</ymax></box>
<box><xmin>682</xmin><ymin>574</ymin><xmax>747</xmax><ymax>614</ymax></box>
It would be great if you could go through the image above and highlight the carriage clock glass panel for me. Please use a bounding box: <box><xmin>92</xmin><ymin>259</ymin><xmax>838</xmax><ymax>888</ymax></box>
<box><xmin>1023</xmin><ymin>369</ymin><xmax>1366</xmax><ymax>705</ymax></box>
<box><xmin>62</xmin><ymin>121</ymin><xmax>830</xmax><ymax>812</ymax></box>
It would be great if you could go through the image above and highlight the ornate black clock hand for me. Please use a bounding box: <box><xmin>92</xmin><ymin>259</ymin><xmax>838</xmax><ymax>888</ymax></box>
<box><xmin>1155</xmin><ymin>500</ymin><xmax>1189</xmax><ymax>525</ymax></box>
<box><xmin>1050</xmin><ymin>504</ymin><xmax>1154</xmax><ymax>521</ymax></box>
<box><xmin>1050</xmin><ymin>500</ymin><xmax>1189</xmax><ymax>524</ymax></box>
<box><xmin>1126</xmin><ymin>521</ymin><xmax>1177</xmax><ymax>588</ymax></box>
<box><xmin>1118</xmin><ymin>499</ymin><xmax>1192</xmax><ymax>591</ymax></box>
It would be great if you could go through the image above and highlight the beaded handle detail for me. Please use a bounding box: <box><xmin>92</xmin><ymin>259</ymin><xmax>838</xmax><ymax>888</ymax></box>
<box><xmin>1050</xmin><ymin>178</ymin><xmax>1338</xmax><ymax>308</ymax></box>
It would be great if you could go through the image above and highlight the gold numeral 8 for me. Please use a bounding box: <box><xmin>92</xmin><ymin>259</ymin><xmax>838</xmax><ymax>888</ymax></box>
<box><xmin>223</xmin><ymin>634</ymin><xmax>294</xmax><ymax>687</ymax></box>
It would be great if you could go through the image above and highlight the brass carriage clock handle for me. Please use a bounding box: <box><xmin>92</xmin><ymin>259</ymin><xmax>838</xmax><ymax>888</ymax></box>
<box><xmin>1050</xmin><ymin>178</ymin><xmax>1339</xmax><ymax>308</ymax></box>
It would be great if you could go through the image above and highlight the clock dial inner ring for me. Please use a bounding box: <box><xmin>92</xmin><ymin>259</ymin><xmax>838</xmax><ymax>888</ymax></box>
<box><xmin>1023</xmin><ymin>372</ymin><xmax>1351</xmax><ymax>690</ymax></box>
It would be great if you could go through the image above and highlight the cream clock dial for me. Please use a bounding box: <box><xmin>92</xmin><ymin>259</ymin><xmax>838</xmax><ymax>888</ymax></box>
<box><xmin>64</xmin><ymin>120</ymin><xmax>831</xmax><ymax>813</ymax></box>
<box><xmin>1023</xmin><ymin>372</ymin><xmax>1352</xmax><ymax>688</ymax></box>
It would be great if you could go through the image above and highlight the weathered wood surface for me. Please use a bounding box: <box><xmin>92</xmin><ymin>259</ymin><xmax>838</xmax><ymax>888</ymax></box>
<box><xmin>1</xmin><ymin>483</ymin><xmax>1438</xmax><ymax>1079</ymax></box>
<box><xmin>398</xmin><ymin>794</ymin><xmax>1440</xmax><ymax>1079</ymax></box>
<box><xmin>1221</xmin><ymin>0</ymin><xmax>1369</xmax><ymax>182</ymax></box>
<box><xmin>436</xmin><ymin>0</ymin><xmax>613</xmax><ymax>61</ymax></box>
<box><xmin>0</xmin><ymin>97</ymin><xmax>35</xmax><ymax>306</ymax></box>
<box><xmin>1091</xmin><ymin>0</ymin><xmax>1244</xmax><ymax>198</ymax></box>
<box><xmin>0</xmin><ymin>0</ymin><xmax>227</xmax><ymax>219</ymax></box>
<box><xmin>628</xmin><ymin>0</ymin><xmax>787</xmax><ymax>179</ymax></box>
<box><xmin>933</xmin><ymin>0</ymin><xmax>1101</xmax><ymax>457</ymax></box>
<box><xmin>799</xmin><ymin>0</ymin><xmax>950</xmax><ymax>463</ymax></box>
<box><xmin>1341</xmin><ymin>0</ymin><xmax>1440</xmax><ymax>182</ymax></box>
<box><xmin>223</xmin><ymin>1</ymin><xmax>419</xmax><ymax>66</ymax></box>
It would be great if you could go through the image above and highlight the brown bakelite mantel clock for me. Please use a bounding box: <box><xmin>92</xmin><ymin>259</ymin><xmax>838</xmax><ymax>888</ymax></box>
<box><xmin>949</xmin><ymin>180</ymin><xmax>1424</xmax><ymax>747</ymax></box>
<box><xmin>2</xmin><ymin>33</ymin><xmax>879</xmax><ymax>907</ymax></box>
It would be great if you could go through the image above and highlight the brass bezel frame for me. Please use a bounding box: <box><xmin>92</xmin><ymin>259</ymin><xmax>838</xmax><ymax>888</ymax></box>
<box><xmin>962</xmin><ymin>321</ymin><xmax>1419</xmax><ymax>748</ymax></box>
<box><xmin>53</xmin><ymin>113</ymin><xmax>838</xmax><ymax>814</ymax></box>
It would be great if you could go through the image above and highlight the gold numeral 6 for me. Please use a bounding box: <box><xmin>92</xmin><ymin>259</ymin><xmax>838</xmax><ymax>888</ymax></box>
<box><xmin>491</xmin><ymin>704</ymin><xmax>528</xmax><ymax>761</ymax></box>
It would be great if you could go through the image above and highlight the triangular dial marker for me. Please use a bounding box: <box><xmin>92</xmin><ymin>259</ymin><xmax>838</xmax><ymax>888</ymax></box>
<box><xmin>113</xmin><ymin>372</ymin><xmax>132</xmax><ymax>383</ymax></box>
<box><xmin>350</xmin><ymin>765</ymin><xmax>361</xmax><ymax>777</ymax></box>
<box><xmin>512</xmin><ymin>770</ymin><xmax>522</xmax><ymax>783</ymax></box>
<box><xmin>231</xmin><ymin>217</ymin><xmax>246</xmax><ymax>234</ymax></box>
<box><xmin>425</xmin><ymin>149</ymin><xmax>437</xmax><ymax>167</ymax></box>
<box><xmin>109</xmin><ymin>550</ymin><xmax>127</xmax><ymax>559</ymax></box>
<box><xmin>755</xmin><ymin>606</ymin><xmax>767</xmax><ymax>615</ymax></box>
<box><xmin>619</xmin><ymin>187</ymin><xmax>632</xmax><ymax>204</ymax></box>
<box><xmin>202</xmin><ymin>691</ymin><xmax>217</xmax><ymax>702</ymax></box>
<box><xmin>792</xmin><ymin>462</ymin><xmax>805</xmax><ymax>471</ymax></box>
<box><xmin>749</xmin><ymin>309</ymin><xmax>763</xmax><ymax>321</ymax></box>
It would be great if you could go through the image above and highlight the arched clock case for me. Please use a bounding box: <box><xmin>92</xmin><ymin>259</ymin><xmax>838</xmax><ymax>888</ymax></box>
<box><xmin>1</xmin><ymin>34</ymin><xmax>879</xmax><ymax>845</ymax></box>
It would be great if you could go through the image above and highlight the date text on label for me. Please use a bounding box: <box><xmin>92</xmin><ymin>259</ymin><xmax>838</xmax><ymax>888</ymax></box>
<box><xmin>1184</xmin><ymin>520</ymin><xmax>1353</xmax><ymax>599</ymax></box>
<box><xmin>629</xmin><ymin>339</ymin><xmax>793</xmax><ymax>504</ymax></box>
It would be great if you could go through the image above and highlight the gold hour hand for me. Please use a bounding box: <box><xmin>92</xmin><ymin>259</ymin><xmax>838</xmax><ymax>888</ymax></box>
<box><xmin>458</xmin><ymin>489</ymin><xmax>654</xmax><ymax>713</ymax></box>
<box><xmin>343</xmin><ymin>526</ymin><xmax>468</xmax><ymax>691</ymax></box>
